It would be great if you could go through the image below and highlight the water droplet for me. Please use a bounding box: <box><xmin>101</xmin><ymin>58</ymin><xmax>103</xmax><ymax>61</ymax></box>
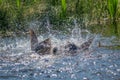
<box><xmin>51</xmin><ymin>74</ymin><xmax>57</xmax><ymax>77</ymax></box>
<box><xmin>83</xmin><ymin>77</ymin><xmax>88</xmax><ymax>80</ymax></box>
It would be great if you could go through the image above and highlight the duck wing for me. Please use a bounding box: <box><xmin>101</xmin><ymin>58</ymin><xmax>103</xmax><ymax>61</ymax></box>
<box><xmin>79</xmin><ymin>37</ymin><xmax>94</xmax><ymax>51</ymax></box>
<box><xmin>29</xmin><ymin>29</ymin><xmax>39</xmax><ymax>51</ymax></box>
<box><xmin>34</xmin><ymin>38</ymin><xmax>52</xmax><ymax>55</ymax></box>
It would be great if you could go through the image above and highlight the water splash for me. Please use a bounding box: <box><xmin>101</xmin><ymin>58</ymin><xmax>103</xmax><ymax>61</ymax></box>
<box><xmin>0</xmin><ymin>23</ymin><xmax>120</xmax><ymax>80</ymax></box>
<box><xmin>72</xmin><ymin>19</ymin><xmax>81</xmax><ymax>40</ymax></box>
<box><xmin>46</xmin><ymin>18</ymin><xmax>51</xmax><ymax>34</ymax></box>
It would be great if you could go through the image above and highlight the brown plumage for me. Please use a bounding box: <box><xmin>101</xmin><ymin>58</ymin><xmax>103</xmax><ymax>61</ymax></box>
<box><xmin>65</xmin><ymin>43</ymin><xmax>78</xmax><ymax>54</ymax></box>
<box><xmin>29</xmin><ymin>29</ymin><xmax>53</xmax><ymax>55</ymax></box>
<box><xmin>79</xmin><ymin>37</ymin><xmax>94</xmax><ymax>51</ymax></box>
<box><xmin>65</xmin><ymin>37</ymin><xmax>94</xmax><ymax>54</ymax></box>
<box><xmin>29</xmin><ymin>29</ymin><xmax>38</xmax><ymax>51</ymax></box>
<box><xmin>29</xmin><ymin>29</ymin><xmax>94</xmax><ymax>55</ymax></box>
<box><xmin>34</xmin><ymin>38</ymin><xmax>52</xmax><ymax>55</ymax></box>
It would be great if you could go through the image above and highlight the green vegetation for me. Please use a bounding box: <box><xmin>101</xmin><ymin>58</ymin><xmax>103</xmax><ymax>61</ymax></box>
<box><xmin>0</xmin><ymin>0</ymin><xmax>120</xmax><ymax>35</ymax></box>
<box><xmin>61</xmin><ymin>0</ymin><xmax>66</xmax><ymax>18</ymax></box>
<box><xmin>107</xmin><ymin>0</ymin><xmax>119</xmax><ymax>23</ymax></box>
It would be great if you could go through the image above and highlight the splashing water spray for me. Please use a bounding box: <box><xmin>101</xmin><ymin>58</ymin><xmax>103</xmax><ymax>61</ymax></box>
<box><xmin>72</xmin><ymin>19</ymin><xmax>81</xmax><ymax>40</ymax></box>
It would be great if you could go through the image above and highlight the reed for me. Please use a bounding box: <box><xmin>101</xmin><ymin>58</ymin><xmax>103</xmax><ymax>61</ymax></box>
<box><xmin>16</xmin><ymin>0</ymin><xmax>21</xmax><ymax>9</ymax></box>
<box><xmin>61</xmin><ymin>0</ymin><xmax>67</xmax><ymax>18</ymax></box>
<box><xmin>107</xmin><ymin>0</ymin><xmax>118</xmax><ymax>22</ymax></box>
<box><xmin>0</xmin><ymin>0</ymin><xmax>2</xmax><ymax>4</ymax></box>
<box><xmin>0</xmin><ymin>0</ymin><xmax>120</xmax><ymax>34</ymax></box>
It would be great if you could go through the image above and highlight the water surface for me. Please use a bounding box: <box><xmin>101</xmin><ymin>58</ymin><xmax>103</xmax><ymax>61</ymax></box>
<box><xmin>0</xmin><ymin>23</ymin><xmax>120</xmax><ymax>80</ymax></box>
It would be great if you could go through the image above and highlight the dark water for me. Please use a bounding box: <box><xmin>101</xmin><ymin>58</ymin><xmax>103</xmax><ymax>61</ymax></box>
<box><xmin>0</xmin><ymin>23</ymin><xmax>120</xmax><ymax>80</ymax></box>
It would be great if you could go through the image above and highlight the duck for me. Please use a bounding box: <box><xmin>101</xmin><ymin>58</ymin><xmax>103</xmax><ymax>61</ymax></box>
<box><xmin>65</xmin><ymin>37</ymin><xmax>94</xmax><ymax>54</ymax></box>
<box><xmin>28</xmin><ymin>29</ymin><xmax>94</xmax><ymax>55</ymax></box>
<box><xmin>29</xmin><ymin>29</ymin><xmax>57</xmax><ymax>55</ymax></box>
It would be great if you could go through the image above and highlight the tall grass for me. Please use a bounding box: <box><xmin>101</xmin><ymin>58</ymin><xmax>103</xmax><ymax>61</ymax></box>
<box><xmin>34</xmin><ymin>0</ymin><xmax>36</xmax><ymax>2</ymax></box>
<box><xmin>0</xmin><ymin>9</ymin><xmax>9</xmax><ymax>34</ymax></box>
<box><xmin>0</xmin><ymin>0</ymin><xmax>120</xmax><ymax>34</ymax></box>
<box><xmin>50</xmin><ymin>0</ymin><xmax>59</xmax><ymax>6</ymax></box>
<box><xmin>0</xmin><ymin>0</ymin><xmax>9</xmax><ymax>33</ymax></box>
<box><xmin>61</xmin><ymin>0</ymin><xmax>66</xmax><ymax>18</ymax></box>
<box><xmin>0</xmin><ymin>0</ymin><xmax>2</xmax><ymax>4</ymax></box>
<box><xmin>16</xmin><ymin>0</ymin><xmax>21</xmax><ymax>9</ymax></box>
<box><xmin>108</xmin><ymin>0</ymin><xmax>118</xmax><ymax>22</ymax></box>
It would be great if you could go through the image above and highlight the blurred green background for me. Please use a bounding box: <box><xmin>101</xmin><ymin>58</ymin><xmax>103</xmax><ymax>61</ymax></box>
<box><xmin>0</xmin><ymin>0</ymin><xmax>120</xmax><ymax>37</ymax></box>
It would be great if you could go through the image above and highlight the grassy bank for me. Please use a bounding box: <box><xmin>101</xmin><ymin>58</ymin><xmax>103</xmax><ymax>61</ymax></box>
<box><xmin>0</xmin><ymin>0</ymin><xmax>120</xmax><ymax>35</ymax></box>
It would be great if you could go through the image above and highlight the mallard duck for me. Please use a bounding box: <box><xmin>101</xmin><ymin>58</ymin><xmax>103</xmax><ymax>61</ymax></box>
<box><xmin>65</xmin><ymin>37</ymin><xmax>94</xmax><ymax>54</ymax></box>
<box><xmin>29</xmin><ymin>29</ymin><xmax>57</xmax><ymax>55</ymax></box>
<box><xmin>29</xmin><ymin>29</ymin><xmax>94</xmax><ymax>55</ymax></box>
